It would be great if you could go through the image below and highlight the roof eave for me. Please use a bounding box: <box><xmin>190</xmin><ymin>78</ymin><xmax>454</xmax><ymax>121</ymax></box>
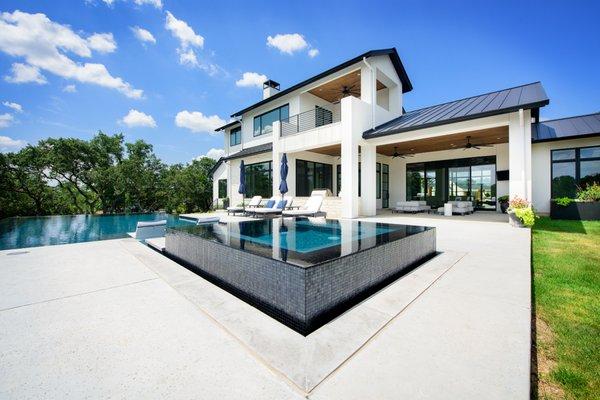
<box><xmin>363</xmin><ymin>100</ymin><xmax>549</xmax><ymax>139</ymax></box>
<box><xmin>231</xmin><ymin>48</ymin><xmax>412</xmax><ymax>118</ymax></box>
<box><xmin>532</xmin><ymin>131</ymin><xmax>600</xmax><ymax>143</ymax></box>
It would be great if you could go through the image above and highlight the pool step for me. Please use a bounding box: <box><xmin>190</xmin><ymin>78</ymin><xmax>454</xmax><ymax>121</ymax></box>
<box><xmin>145</xmin><ymin>237</ymin><xmax>166</xmax><ymax>252</ymax></box>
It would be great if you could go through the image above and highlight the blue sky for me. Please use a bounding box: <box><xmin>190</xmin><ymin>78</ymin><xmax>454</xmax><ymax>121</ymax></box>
<box><xmin>1</xmin><ymin>0</ymin><xmax>599</xmax><ymax>163</ymax></box>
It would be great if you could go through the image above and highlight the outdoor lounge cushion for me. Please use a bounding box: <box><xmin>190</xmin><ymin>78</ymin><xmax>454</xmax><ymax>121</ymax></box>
<box><xmin>265</xmin><ymin>199</ymin><xmax>276</xmax><ymax>208</ymax></box>
<box><xmin>253</xmin><ymin>200</ymin><xmax>288</xmax><ymax>215</ymax></box>
<box><xmin>196</xmin><ymin>216</ymin><xmax>220</xmax><ymax>224</ymax></box>
<box><xmin>282</xmin><ymin>195</ymin><xmax>324</xmax><ymax>216</ymax></box>
<box><xmin>129</xmin><ymin>219</ymin><xmax>166</xmax><ymax>240</ymax></box>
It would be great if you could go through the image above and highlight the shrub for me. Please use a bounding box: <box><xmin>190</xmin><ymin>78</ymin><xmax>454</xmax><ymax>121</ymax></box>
<box><xmin>513</xmin><ymin>207</ymin><xmax>537</xmax><ymax>227</ymax></box>
<box><xmin>555</xmin><ymin>197</ymin><xmax>574</xmax><ymax>207</ymax></box>
<box><xmin>498</xmin><ymin>195</ymin><xmax>509</xmax><ymax>203</ymax></box>
<box><xmin>576</xmin><ymin>182</ymin><xmax>600</xmax><ymax>202</ymax></box>
<box><xmin>509</xmin><ymin>196</ymin><xmax>529</xmax><ymax>209</ymax></box>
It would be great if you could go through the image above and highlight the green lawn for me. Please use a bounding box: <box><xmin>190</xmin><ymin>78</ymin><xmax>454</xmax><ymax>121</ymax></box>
<box><xmin>532</xmin><ymin>217</ymin><xmax>600</xmax><ymax>399</ymax></box>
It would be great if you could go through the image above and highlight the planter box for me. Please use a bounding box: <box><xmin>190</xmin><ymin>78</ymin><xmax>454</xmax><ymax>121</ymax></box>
<box><xmin>508</xmin><ymin>211</ymin><xmax>525</xmax><ymax>228</ymax></box>
<box><xmin>550</xmin><ymin>201</ymin><xmax>600</xmax><ymax>220</ymax></box>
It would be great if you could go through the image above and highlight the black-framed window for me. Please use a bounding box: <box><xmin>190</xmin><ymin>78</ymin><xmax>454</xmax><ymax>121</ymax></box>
<box><xmin>253</xmin><ymin>104</ymin><xmax>289</xmax><ymax>137</ymax></box>
<box><xmin>218</xmin><ymin>179</ymin><xmax>227</xmax><ymax>198</ymax></box>
<box><xmin>296</xmin><ymin>159</ymin><xmax>332</xmax><ymax>196</ymax></box>
<box><xmin>406</xmin><ymin>156</ymin><xmax>497</xmax><ymax>209</ymax></box>
<box><xmin>551</xmin><ymin>146</ymin><xmax>600</xmax><ymax>198</ymax></box>
<box><xmin>244</xmin><ymin>161</ymin><xmax>272</xmax><ymax>198</ymax></box>
<box><xmin>229</xmin><ymin>127</ymin><xmax>241</xmax><ymax>146</ymax></box>
<box><xmin>376</xmin><ymin>163</ymin><xmax>381</xmax><ymax>199</ymax></box>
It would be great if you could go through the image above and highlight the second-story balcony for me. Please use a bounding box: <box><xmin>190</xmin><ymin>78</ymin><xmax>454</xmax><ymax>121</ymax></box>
<box><xmin>280</xmin><ymin>107</ymin><xmax>341</xmax><ymax>136</ymax></box>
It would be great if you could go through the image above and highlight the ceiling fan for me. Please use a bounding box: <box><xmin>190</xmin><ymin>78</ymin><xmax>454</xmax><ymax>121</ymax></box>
<box><xmin>324</xmin><ymin>84</ymin><xmax>361</xmax><ymax>103</ymax></box>
<box><xmin>458</xmin><ymin>136</ymin><xmax>494</xmax><ymax>151</ymax></box>
<box><xmin>391</xmin><ymin>146</ymin><xmax>414</xmax><ymax>158</ymax></box>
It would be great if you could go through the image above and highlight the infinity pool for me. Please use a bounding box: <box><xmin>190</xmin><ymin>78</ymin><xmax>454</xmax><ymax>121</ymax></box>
<box><xmin>166</xmin><ymin>218</ymin><xmax>436</xmax><ymax>334</ymax></box>
<box><xmin>0</xmin><ymin>213</ymin><xmax>193</xmax><ymax>250</ymax></box>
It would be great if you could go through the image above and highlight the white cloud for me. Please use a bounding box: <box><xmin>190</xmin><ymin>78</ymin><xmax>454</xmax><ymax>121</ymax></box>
<box><xmin>87</xmin><ymin>32</ymin><xmax>117</xmax><ymax>53</ymax></box>
<box><xmin>308</xmin><ymin>48</ymin><xmax>319</xmax><ymax>58</ymax></box>
<box><xmin>133</xmin><ymin>0</ymin><xmax>162</xmax><ymax>8</ymax></box>
<box><xmin>0</xmin><ymin>113</ymin><xmax>15</xmax><ymax>128</ymax></box>
<box><xmin>2</xmin><ymin>101</ymin><xmax>22</xmax><ymax>113</ymax></box>
<box><xmin>4</xmin><ymin>63</ymin><xmax>47</xmax><ymax>84</ymax></box>
<box><xmin>131</xmin><ymin>26</ymin><xmax>156</xmax><ymax>44</ymax></box>
<box><xmin>0</xmin><ymin>11</ymin><xmax>142</xmax><ymax>98</ymax></box>
<box><xmin>63</xmin><ymin>84</ymin><xmax>77</xmax><ymax>93</ymax></box>
<box><xmin>120</xmin><ymin>109</ymin><xmax>157</xmax><ymax>128</ymax></box>
<box><xmin>200</xmin><ymin>148</ymin><xmax>225</xmax><ymax>161</ymax></box>
<box><xmin>95</xmin><ymin>0</ymin><xmax>162</xmax><ymax>8</ymax></box>
<box><xmin>165</xmin><ymin>11</ymin><xmax>204</xmax><ymax>50</ymax></box>
<box><xmin>0</xmin><ymin>135</ymin><xmax>26</xmax><ymax>152</ymax></box>
<box><xmin>178</xmin><ymin>48</ymin><xmax>199</xmax><ymax>67</ymax></box>
<box><xmin>175</xmin><ymin>110</ymin><xmax>225</xmax><ymax>133</ymax></box>
<box><xmin>236</xmin><ymin>72</ymin><xmax>267</xmax><ymax>88</ymax></box>
<box><xmin>267</xmin><ymin>33</ymin><xmax>308</xmax><ymax>55</ymax></box>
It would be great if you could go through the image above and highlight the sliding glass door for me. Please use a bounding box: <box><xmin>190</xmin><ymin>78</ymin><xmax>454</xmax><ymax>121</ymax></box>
<box><xmin>405</xmin><ymin>156</ymin><xmax>497</xmax><ymax>210</ymax></box>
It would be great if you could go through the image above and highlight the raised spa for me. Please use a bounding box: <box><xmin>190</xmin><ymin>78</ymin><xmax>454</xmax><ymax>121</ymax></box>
<box><xmin>165</xmin><ymin>218</ymin><xmax>436</xmax><ymax>335</ymax></box>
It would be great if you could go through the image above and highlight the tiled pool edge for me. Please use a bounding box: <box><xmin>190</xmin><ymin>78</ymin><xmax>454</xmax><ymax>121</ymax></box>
<box><xmin>164</xmin><ymin>227</ymin><xmax>436</xmax><ymax>335</ymax></box>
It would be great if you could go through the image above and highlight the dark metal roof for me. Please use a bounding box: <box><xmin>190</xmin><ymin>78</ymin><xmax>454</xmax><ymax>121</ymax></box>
<box><xmin>223</xmin><ymin>142</ymin><xmax>273</xmax><ymax>161</ymax></box>
<box><xmin>215</xmin><ymin>119</ymin><xmax>241</xmax><ymax>132</ymax></box>
<box><xmin>363</xmin><ymin>82</ymin><xmax>549</xmax><ymax>139</ymax></box>
<box><xmin>210</xmin><ymin>142</ymin><xmax>273</xmax><ymax>176</ymax></box>
<box><xmin>532</xmin><ymin>112</ymin><xmax>600</xmax><ymax>143</ymax></box>
<box><xmin>231</xmin><ymin>48</ymin><xmax>412</xmax><ymax>117</ymax></box>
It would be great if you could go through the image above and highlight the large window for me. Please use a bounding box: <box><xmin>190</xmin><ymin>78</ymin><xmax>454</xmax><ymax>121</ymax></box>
<box><xmin>229</xmin><ymin>127</ymin><xmax>241</xmax><ymax>146</ymax></box>
<box><xmin>376</xmin><ymin>163</ymin><xmax>381</xmax><ymax>199</ymax></box>
<box><xmin>551</xmin><ymin>146</ymin><xmax>600</xmax><ymax>198</ymax></box>
<box><xmin>296</xmin><ymin>159</ymin><xmax>332</xmax><ymax>196</ymax></box>
<box><xmin>218</xmin><ymin>179</ymin><xmax>227</xmax><ymax>198</ymax></box>
<box><xmin>253</xmin><ymin>104</ymin><xmax>289</xmax><ymax>137</ymax></box>
<box><xmin>244</xmin><ymin>161</ymin><xmax>272</xmax><ymax>198</ymax></box>
<box><xmin>406</xmin><ymin>156</ymin><xmax>497</xmax><ymax>209</ymax></box>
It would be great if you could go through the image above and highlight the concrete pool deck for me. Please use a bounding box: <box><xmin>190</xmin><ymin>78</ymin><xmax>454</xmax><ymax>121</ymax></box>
<box><xmin>0</xmin><ymin>214</ymin><xmax>531</xmax><ymax>399</ymax></box>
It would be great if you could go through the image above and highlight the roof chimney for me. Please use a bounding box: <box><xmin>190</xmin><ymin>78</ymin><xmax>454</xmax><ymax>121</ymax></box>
<box><xmin>263</xmin><ymin>80</ymin><xmax>280</xmax><ymax>99</ymax></box>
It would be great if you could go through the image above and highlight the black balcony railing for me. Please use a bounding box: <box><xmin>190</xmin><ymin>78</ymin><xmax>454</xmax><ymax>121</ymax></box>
<box><xmin>280</xmin><ymin>107</ymin><xmax>341</xmax><ymax>136</ymax></box>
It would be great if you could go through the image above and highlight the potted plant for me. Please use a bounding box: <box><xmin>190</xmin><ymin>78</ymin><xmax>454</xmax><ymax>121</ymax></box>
<box><xmin>550</xmin><ymin>182</ymin><xmax>600</xmax><ymax>220</ymax></box>
<box><xmin>507</xmin><ymin>197</ymin><xmax>537</xmax><ymax>228</ymax></box>
<box><xmin>498</xmin><ymin>195</ymin><xmax>509</xmax><ymax>213</ymax></box>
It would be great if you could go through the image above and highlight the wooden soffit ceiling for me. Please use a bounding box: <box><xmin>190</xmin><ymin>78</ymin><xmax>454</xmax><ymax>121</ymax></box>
<box><xmin>309</xmin><ymin>70</ymin><xmax>386</xmax><ymax>103</ymax></box>
<box><xmin>376</xmin><ymin>126</ymin><xmax>509</xmax><ymax>156</ymax></box>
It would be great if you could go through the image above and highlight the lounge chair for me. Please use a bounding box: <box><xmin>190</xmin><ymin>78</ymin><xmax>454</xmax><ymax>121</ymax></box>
<box><xmin>252</xmin><ymin>197</ymin><xmax>293</xmax><ymax>217</ymax></box>
<box><xmin>127</xmin><ymin>220</ymin><xmax>166</xmax><ymax>240</ymax></box>
<box><xmin>282</xmin><ymin>195</ymin><xmax>324</xmax><ymax>217</ymax></box>
<box><xmin>227</xmin><ymin>196</ymin><xmax>262</xmax><ymax>215</ymax></box>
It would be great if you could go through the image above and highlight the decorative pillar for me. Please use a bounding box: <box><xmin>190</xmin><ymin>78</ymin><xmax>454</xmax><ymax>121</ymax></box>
<box><xmin>508</xmin><ymin>109</ymin><xmax>532</xmax><ymax>201</ymax></box>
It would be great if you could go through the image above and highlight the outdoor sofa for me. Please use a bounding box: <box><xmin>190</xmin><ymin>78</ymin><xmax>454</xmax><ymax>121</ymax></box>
<box><xmin>392</xmin><ymin>201</ymin><xmax>431</xmax><ymax>213</ymax></box>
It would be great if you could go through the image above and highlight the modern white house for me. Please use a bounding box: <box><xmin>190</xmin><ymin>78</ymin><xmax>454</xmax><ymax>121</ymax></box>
<box><xmin>212</xmin><ymin>48</ymin><xmax>600</xmax><ymax>218</ymax></box>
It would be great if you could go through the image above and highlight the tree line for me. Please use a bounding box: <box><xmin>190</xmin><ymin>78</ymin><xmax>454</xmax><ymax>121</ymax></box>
<box><xmin>0</xmin><ymin>132</ymin><xmax>216</xmax><ymax>219</ymax></box>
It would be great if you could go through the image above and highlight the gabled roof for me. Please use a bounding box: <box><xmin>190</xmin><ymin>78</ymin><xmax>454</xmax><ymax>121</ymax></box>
<box><xmin>532</xmin><ymin>112</ymin><xmax>600</xmax><ymax>142</ymax></box>
<box><xmin>231</xmin><ymin>48</ymin><xmax>412</xmax><ymax>118</ymax></box>
<box><xmin>363</xmin><ymin>82</ymin><xmax>549</xmax><ymax>139</ymax></box>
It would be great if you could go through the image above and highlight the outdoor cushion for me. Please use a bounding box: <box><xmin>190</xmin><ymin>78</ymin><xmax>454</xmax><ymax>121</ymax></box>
<box><xmin>136</xmin><ymin>220</ymin><xmax>167</xmax><ymax>228</ymax></box>
<box><xmin>265</xmin><ymin>199</ymin><xmax>276</xmax><ymax>208</ymax></box>
<box><xmin>275</xmin><ymin>200</ymin><xmax>287</xmax><ymax>209</ymax></box>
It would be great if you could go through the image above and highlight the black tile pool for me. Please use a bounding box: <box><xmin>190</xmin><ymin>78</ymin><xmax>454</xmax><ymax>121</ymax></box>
<box><xmin>165</xmin><ymin>217</ymin><xmax>436</xmax><ymax>335</ymax></box>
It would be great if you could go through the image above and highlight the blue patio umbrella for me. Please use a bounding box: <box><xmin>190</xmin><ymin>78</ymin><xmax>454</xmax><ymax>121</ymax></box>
<box><xmin>238</xmin><ymin>160</ymin><xmax>246</xmax><ymax>210</ymax></box>
<box><xmin>278</xmin><ymin>153</ymin><xmax>289</xmax><ymax>197</ymax></box>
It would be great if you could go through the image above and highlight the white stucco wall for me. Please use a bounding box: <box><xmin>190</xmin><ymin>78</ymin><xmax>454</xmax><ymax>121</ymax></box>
<box><xmin>532</xmin><ymin>136</ymin><xmax>600</xmax><ymax>214</ymax></box>
<box><xmin>211</xmin><ymin>162</ymin><xmax>228</xmax><ymax>202</ymax></box>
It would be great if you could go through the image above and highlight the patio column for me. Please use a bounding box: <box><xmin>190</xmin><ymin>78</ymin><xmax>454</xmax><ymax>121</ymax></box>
<box><xmin>508</xmin><ymin>109</ymin><xmax>532</xmax><ymax>201</ymax></box>
<box><xmin>341</xmin><ymin>97</ymin><xmax>360</xmax><ymax>218</ymax></box>
<box><xmin>272</xmin><ymin>121</ymin><xmax>281</xmax><ymax>198</ymax></box>
<box><xmin>360</xmin><ymin>144</ymin><xmax>377</xmax><ymax>216</ymax></box>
